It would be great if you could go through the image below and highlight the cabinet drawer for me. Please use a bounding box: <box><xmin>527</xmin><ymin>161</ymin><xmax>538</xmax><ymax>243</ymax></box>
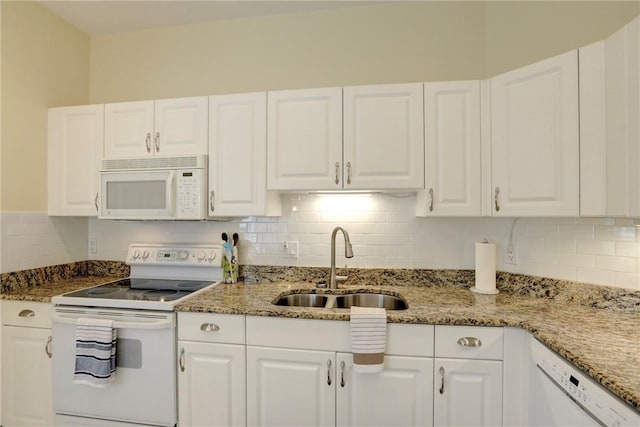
<box><xmin>435</xmin><ymin>326</ymin><xmax>503</xmax><ymax>360</ymax></box>
<box><xmin>2</xmin><ymin>300</ymin><xmax>52</xmax><ymax>328</ymax></box>
<box><xmin>178</xmin><ymin>312</ymin><xmax>245</xmax><ymax>344</ymax></box>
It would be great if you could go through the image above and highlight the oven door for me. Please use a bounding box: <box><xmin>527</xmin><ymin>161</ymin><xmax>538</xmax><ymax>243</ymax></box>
<box><xmin>52</xmin><ymin>307</ymin><xmax>176</xmax><ymax>427</ymax></box>
<box><xmin>100</xmin><ymin>170</ymin><xmax>175</xmax><ymax>220</ymax></box>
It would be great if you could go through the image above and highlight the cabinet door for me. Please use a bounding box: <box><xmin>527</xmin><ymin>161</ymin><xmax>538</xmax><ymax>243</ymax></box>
<box><xmin>336</xmin><ymin>353</ymin><xmax>433</xmax><ymax>427</ymax></box>
<box><xmin>343</xmin><ymin>83</ymin><xmax>424</xmax><ymax>190</ymax></box>
<box><xmin>154</xmin><ymin>96</ymin><xmax>208</xmax><ymax>156</ymax></box>
<box><xmin>209</xmin><ymin>93</ymin><xmax>280</xmax><ymax>217</ymax></box>
<box><xmin>2</xmin><ymin>326</ymin><xmax>54</xmax><ymax>427</ymax></box>
<box><xmin>434</xmin><ymin>358</ymin><xmax>503</xmax><ymax>427</ymax></box>
<box><xmin>48</xmin><ymin>104</ymin><xmax>103</xmax><ymax>216</ymax></box>
<box><xmin>490</xmin><ymin>50</ymin><xmax>579</xmax><ymax>216</ymax></box>
<box><xmin>420</xmin><ymin>81</ymin><xmax>481</xmax><ymax>216</ymax></box>
<box><xmin>247</xmin><ymin>346</ymin><xmax>335</xmax><ymax>427</ymax></box>
<box><xmin>267</xmin><ymin>87</ymin><xmax>343</xmax><ymax>191</ymax></box>
<box><xmin>104</xmin><ymin>100</ymin><xmax>154</xmax><ymax>158</ymax></box>
<box><xmin>178</xmin><ymin>341</ymin><xmax>245</xmax><ymax>427</ymax></box>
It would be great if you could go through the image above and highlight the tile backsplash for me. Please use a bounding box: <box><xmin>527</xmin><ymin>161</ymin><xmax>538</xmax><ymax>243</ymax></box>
<box><xmin>2</xmin><ymin>193</ymin><xmax>639</xmax><ymax>290</ymax></box>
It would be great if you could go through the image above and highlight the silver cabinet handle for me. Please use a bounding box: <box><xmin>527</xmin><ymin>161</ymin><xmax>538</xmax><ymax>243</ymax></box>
<box><xmin>346</xmin><ymin>162</ymin><xmax>352</xmax><ymax>185</ymax></box>
<box><xmin>155</xmin><ymin>131</ymin><xmax>160</xmax><ymax>152</ymax></box>
<box><xmin>179</xmin><ymin>347</ymin><xmax>185</xmax><ymax>372</ymax></box>
<box><xmin>145</xmin><ymin>133</ymin><xmax>151</xmax><ymax>152</ymax></box>
<box><xmin>209</xmin><ymin>190</ymin><xmax>215</xmax><ymax>212</ymax></box>
<box><xmin>429</xmin><ymin>188</ymin><xmax>434</xmax><ymax>212</ymax></box>
<box><xmin>439</xmin><ymin>366</ymin><xmax>445</xmax><ymax>394</ymax></box>
<box><xmin>340</xmin><ymin>360</ymin><xmax>345</xmax><ymax>388</ymax></box>
<box><xmin>45</xmin><ymin>336</ymin><xmax>52</xmax><ymax>359</ymax></box>
<box><xmin>94</xmin><ymin>193</ymin><xmax>99</xmax><ymax>212</ymax></box>
<box><xmin>18</xmin><ymin>309</ymin><xmax>35</xmax><ymax>318</ymax></box>
<box><xmin>334</xmin><ymin>162</ymin><xmax>340</xmax><ymax>185</ymax></box>
<box><xmin>457</xmin><ymin>337</ymin><xmax>482</xmax><ymax>347</ymax></box>
<box><xmin>327</xmin><ymin>359</ymin><xmax>332</xmax><ymax>386</ymax></box>
<box><xmin>494</xmin><ymin>187</ymin><xmax>500</xmax><ymax>212</ymax></box>
<box><xmin>200</xmin><ymin>323</ymin><xmax>220</xmax><ymax>332</ymax></box>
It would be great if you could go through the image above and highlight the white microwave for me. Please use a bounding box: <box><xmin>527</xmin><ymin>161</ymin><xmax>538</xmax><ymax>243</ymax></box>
<box><xmin>99</xmin><ymin>155</ymin><xmax>208</xmax><ymax>220</ymax></box>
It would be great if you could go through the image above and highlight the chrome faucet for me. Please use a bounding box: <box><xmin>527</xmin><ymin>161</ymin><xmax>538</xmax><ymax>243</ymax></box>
<box><xmin>330</xmin><ymin>226</ymin><xmax>354</xmax><ymax>289</ymax></box>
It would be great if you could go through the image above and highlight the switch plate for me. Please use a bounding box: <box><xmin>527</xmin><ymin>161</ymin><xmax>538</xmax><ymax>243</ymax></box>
<box><xmin>89</xmin><ymin>238</ymin><xmax>97</xmax><ymax>255</ymax></box>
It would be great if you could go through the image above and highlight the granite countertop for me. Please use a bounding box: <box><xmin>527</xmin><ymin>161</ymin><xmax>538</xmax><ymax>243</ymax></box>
<box><xmin>175</xmin><ymin>272</ymin><xmax>640</xmax><ymax>413</ymax></box>
<box><xmin>2</xmin><ymin>263</ymin><xmax>638</xmax><ymax>413</ymax></box>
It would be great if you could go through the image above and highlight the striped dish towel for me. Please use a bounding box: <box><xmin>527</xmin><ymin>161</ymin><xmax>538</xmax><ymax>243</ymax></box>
<box><xmin>73</xmin><ymin>318</ymin><xmax>117</xmax><ymax>387</ymax></box>
<box><xmin>349</xmin><ymin>306</ymin><xmax>387</xmax><ymax>373</ymax></box>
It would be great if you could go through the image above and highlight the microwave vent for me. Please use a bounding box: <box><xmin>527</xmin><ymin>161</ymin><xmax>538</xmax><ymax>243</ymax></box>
<box><xmin>101</xmin><ymin>155</ymin><xmax>206</xmax><ymax>171</ymax></box>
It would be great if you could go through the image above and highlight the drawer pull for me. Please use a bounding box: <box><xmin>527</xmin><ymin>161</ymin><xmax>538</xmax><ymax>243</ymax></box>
<box><xmin>457</xmin><ymin>337</ymin><xmax>482</xmax><ymax>347</ymax></box>
<box><xmin>18</xmin><ymin>309</ymin><xmax>35</xmax><ymax>318</ymax></box>
<box><xmin>179</xmin><ymin>347</ymin><xmax>185</xmax><ymax>372</ymax></box>
<box><xmin>439</xmin><ymin>366</ymin><xmax>445</xmax><ymax>394</ymax></box>
<box><xmin>45</xmin><ymin>336</ymin><xmax>52</xmax><ymax>358</ymax></box>
<box><xmin>200</xmin><ymin>323</ymin><xmax>220</xmax><ymax>332</ymax></box>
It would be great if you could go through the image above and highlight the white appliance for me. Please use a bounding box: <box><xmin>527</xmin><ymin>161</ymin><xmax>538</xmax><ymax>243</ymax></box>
<box><xmin>529</xmin><ymin>338</ymin><xmax>640</xmax><ymax>427</ymax></box>
<box><xmin>99</xmin><ymin>155</ymin><xmax>208</xmax><ymax>220</ymax></box>
<box><xmin>52</xmin><ymin>243</ymin><xmax>223</xmax><ymax>427</ymax></box>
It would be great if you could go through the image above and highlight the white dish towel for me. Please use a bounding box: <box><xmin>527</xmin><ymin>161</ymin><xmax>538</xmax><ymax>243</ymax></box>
<box><xmin>73</xmin><ymin>318</ymin><xmax>117</xmax><ymax>387</ymax></box>
<box><xmin>349</xmin><ymin>306</ymin><xmax>387</xmax><ymax>373</ymax></box>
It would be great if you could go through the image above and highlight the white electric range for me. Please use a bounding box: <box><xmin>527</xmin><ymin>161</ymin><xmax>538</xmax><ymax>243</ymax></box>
<box><xmin>51</xmin><ymin>243</ymin><xmax>223</xmax><ymax>427</ymax></box>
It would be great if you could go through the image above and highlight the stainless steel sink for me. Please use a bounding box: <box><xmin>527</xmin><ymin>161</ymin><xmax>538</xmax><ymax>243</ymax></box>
<box><xmin>274</xmin><ymin>293</ymin><xmax>328</xmax><ymax>308</ymax></box>
<box><xmin>335</xmin><ymin>293</ymin><xmax>408</xmax><ymax>310</ymax></box>
<box><xmin>273</xmin><ymin>292</ymin><xmax>408</xmax><ymax>310</ymax></box>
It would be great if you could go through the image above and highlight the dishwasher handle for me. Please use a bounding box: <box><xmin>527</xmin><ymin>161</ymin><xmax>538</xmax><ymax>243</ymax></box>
<box><xmin>52</xmin><ymin>313</ymin><xmax>174</xmax><ymax>330</ymax></box>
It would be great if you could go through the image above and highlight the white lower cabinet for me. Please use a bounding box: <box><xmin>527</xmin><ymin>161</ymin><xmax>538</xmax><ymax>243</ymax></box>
<box><xmin>433</xmin><ymin>359</ymin><xmax>503</xmax><ymax>427</ymax></box>
<box><xmin>336</xmin><ymin>353</ymin><xmax>434</xmax><ymax>427</ymax></box>
<box><xmin>177</xmin><ymin>313</ymin><xmax>246</xmax><ymax>427</ymax></box>
<box><xmin>247</xmin><ymin>346</ymin><xmax>335</xmax><ymax>427</ymax></box>
<box><xmin>1</xmin><ymin>301</ymin><xmax>54</xmax><ymax>427</ymax></box>
<box><xmin>245</xmin><ymin>316</ymin><xmax>435</xmax><ymax>427</ymax></box>
<box><xmin>433</xmin><ymin>326</ymin><xmax>504</xmax><ymax>427</ymax></box>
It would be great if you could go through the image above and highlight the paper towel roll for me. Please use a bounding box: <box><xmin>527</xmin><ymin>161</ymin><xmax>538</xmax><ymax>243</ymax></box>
<box><xmin>471</xmin><ymin>241</ymin><xmax>499</xmax><ymax>295</ymax></box>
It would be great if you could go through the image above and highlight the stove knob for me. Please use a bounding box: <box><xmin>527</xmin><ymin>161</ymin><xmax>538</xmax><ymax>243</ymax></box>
<box><xmin>197</xmin><ymin>252</ymin><xmax>206</xmax><ymax>261</ymax></box>
<box><xmin>132</xmin><ymin>249</ymin><xmax>141</xmax><ymax>259</ymax></box>
<box><xmin>142</xmin><ymin>250</ymin><xmax>150</xmax><ymax>260</ymax></box>
<box><xmin>179</xmin><ymin>251</ymin><xmax>189</xmax><ymax>260</ymax></box>
<box><xmin>207</xmin><ymin>252</ymin><xmax>217</xmax><ymax>262</ymax></box>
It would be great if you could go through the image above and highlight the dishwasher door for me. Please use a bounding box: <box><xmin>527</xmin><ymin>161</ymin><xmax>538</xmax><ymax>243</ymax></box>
<box><xmin>529</xmin><ymin>338</ymin><xmax>639</xmax><ymax>427</ymax></box>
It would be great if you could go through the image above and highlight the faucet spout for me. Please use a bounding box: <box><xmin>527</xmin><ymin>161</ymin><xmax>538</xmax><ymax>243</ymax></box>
<box><xmin>330</xmin><ymin>226</ymin><xmax>354</xmax><ymax>289</ymax></box>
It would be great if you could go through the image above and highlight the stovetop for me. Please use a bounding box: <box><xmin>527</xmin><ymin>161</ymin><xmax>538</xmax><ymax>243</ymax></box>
<box><xmin>52</xmin><ymin>243</ymin><xmax>224</xmax><ymax>311</ymax></box>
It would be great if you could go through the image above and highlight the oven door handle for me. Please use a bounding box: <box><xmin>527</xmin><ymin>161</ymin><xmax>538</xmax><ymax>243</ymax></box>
<box><xmin>52</xmin><ymin>313</ymin><xmax>174</xmax><ymax>330</ymax></box>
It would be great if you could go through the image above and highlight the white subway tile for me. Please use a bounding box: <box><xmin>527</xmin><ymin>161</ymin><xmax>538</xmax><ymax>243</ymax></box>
<box><xmin>559</xmin><ymin>224</ymin><xmax>594</xmax><ymax>240</ymax></box>
<box><xmin>575</xmin><ymin>268</ymin><xmax>615</xmax><ymax>286</ymax></box>
<box><xmin>527</xmin><ymin>223</ymin><xmax>559</xmax><ymax>238</ymax></box>
<box><xmin>576</xmin><ymin>240</ymin><xmax>615</xmax><ymax>255</ymax></box>
<box><xmin>541</xmin><ymin>264</ymin><xmax>576</xmax><ymax>281</ymax></box>
<box><xmin>614</xmin><ymin>272</ymin><xmax>640</xmax><ymax>290</ymax></box>
<box><xmin>595</xmin><ymin>255</ymin><xmax>637</xmax><ymax>273</ymax></box>
<box><xmin>595</xmin><ymin>226</ymin><xmax>636</xmax><ymax>241</ymax></box>
<box><xmin>615</xmin><ymin>241</ymin><xmax>640</xmax><ymax>257</ymax></box>
<box><xmin>559</xmin><ymin>253</ymin><xmax>595</xmax><ymax>268</ymax></box>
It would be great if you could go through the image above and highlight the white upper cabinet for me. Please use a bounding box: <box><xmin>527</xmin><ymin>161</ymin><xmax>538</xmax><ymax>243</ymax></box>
<box><xmin>490</xmin><ymin>50</ymin><xmax>579</xmax><ymax>217</ymax></box>
<box><xmin>581</xmin><ymin>17</ymin><xmax>640</xmax><ymax>218</ymax></box>
<box><xmin>209</xmin><ymin>92</ymin><xmax>280</xmax><ymax>217</ymax></box>
<box><xmin>343</xmin><ymin>83</ymin><xmax>424</xmax><ymax>190</ymax></box>
<box><xmin>267</xmin><ymin>83</ymin><xmax>424</xmax><ymax>191</ymax></box>
<box><xmin>267</xmin><ymin>87</ymin><xmax>343</xmax><ymax>191</ymax></box>
<box><xmin>104</xmin><ymin>96</ymin><xmax>208</xmax><ymax>159</ymax></box>
<box><xmin>48</xmin><ymin>104</ymin><xmax>103</xmax><ymax>216</ymax></box>
<box><xmin>418</xmin><ymin>81</ymin><xmax>481</xmax><ymax>216</ymax></box>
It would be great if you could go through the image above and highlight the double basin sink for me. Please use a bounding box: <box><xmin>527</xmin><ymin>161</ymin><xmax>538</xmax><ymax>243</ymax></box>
<box><xmin>274</xmin><ymin>291</ymin><xmax>408</xmax><ymax>310</ymax></box>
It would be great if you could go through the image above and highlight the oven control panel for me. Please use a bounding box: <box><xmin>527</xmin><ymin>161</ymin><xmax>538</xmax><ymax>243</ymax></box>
<box><xmin>126</xmin><ymin>244</ymin><xmax>222</xmax><ymax>266</ymax></box>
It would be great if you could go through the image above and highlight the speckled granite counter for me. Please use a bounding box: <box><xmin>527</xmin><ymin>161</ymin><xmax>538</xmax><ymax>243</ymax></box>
<box><xmin>2</xmin><ymin>263</ymin><xmax>638</xmax><ymax>413</ymax></box>
<box><xmin>177</xmin><ymin>267</ymin><xmax>640</xmax><ymax>413</ymax></box>
<box><xmin>1</xmin><ymin>260</ymin><xmax>128</xmax><ymax>301</ymax></box>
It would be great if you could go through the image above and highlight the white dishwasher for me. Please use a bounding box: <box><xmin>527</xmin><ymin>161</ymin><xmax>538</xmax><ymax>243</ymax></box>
<box><xmin>530</xmin><ymin>338</ymin><xmax>639</xmax><ymax>427</ymax></box>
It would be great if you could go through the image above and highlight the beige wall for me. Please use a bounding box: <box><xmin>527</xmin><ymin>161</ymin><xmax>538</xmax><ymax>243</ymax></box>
<box><xmin>1</xmin><ymin>1</ymin><xmax>90</xmax><ymax>211</ymax></box>
<box><xmin>486</xmin><ymin>1</ymin><xmax>640</xmax><ymax>76</ymax></box>
<box><xmin>90</xmin><ymin>2</ymin><xmax>486</xmax><ymax>103</ymax></box>
<box><xmin>89</xmin><ymin>1</ymin><xmax>639</xmax><ymax>104</ymax></box>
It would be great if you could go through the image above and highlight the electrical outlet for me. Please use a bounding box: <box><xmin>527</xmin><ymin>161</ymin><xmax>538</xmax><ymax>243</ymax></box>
<box><xmin>505</xmin><ymin>249</ymin><xmax>516</xmax><ymax>264</ymax></box>
<box><xmin>89</xmin><ymin>238</ymin><xmax>97</xmax><ymax>255</ymax></box>
<box><xmin>284</xmin><ymin>241</ymin><xmax>298</xmax><ymax>258</ymax></box>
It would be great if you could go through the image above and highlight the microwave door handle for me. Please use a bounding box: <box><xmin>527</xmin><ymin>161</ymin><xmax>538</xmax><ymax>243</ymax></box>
<box><xmin>168</xmin><ymin>171</ymin><xmax>176</xmax><ymax>217</ymax></box>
